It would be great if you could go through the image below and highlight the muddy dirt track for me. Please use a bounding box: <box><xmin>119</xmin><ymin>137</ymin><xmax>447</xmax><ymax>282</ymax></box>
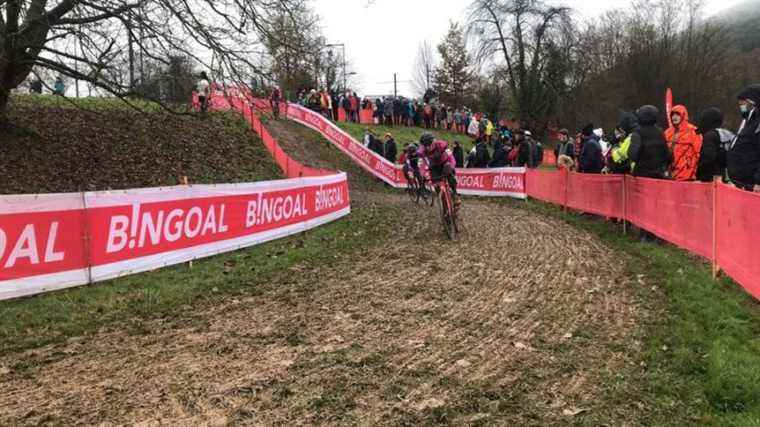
<box><xmin>0</xmin><ymin>119</ymin><xmax>648</xmax><ymax>425</ymax></box>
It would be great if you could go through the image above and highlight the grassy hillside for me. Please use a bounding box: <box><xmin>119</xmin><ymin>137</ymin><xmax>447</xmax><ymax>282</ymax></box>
<box><xmin>336</xmin><ymin>121</ymin><xmax>477</xmax><ymax>156</ymax></box>
<box><xmin>2</xmin><ymin>95</ymin><xmax>281</xmax><ymax>194</ymax></box>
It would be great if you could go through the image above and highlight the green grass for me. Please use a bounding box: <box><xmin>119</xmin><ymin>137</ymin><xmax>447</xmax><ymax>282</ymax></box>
<box><xmin>513</xmin><ymin>198</ymin><xmax>760</xmax><ymax>425</ymax></box>
<box><xmin>9</xmin><ymin>93</ymin><xmax>169</xmax><ymax>113</ymax></box>
<box><xmin>336</xmin><ymin>121</ymin><xmax>477</xmax><ymax>154</ymax></box>
<box><xmin>0</xmin><ymin>203</ymin><xmax>398</xmax><ymax>357</ymax></box>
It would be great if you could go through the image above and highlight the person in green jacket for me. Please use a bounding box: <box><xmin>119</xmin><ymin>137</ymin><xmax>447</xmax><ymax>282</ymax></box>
<box><xmin>609</xmin><ymin>112</ymin><xmax>639</xmax><ymax>174</ymax></box>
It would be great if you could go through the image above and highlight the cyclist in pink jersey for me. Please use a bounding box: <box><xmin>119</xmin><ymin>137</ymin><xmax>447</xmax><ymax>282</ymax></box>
<box><xmin>417</xmin><ymin>132</ymin><xmax>460</xmax><ymax>207</ymax></box>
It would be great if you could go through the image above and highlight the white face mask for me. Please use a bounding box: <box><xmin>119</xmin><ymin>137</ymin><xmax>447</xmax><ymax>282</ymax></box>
<box><xmin>740</xmin><ymin>104</ymin><xmax>751</xmax><ymax>114</ymax></box>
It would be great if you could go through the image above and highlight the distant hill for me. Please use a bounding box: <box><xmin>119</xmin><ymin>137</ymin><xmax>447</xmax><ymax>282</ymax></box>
<box><xmin>716</xmin><ymin>0</ymin><xmax>760</xmax><ymax>51</ymax></box>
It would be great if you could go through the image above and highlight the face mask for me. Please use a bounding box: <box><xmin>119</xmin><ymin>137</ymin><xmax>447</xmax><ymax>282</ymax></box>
<box><xmin>740</xmin><ymin>104</ymin><xmax>751</xmax><ymax>116</ymax></box>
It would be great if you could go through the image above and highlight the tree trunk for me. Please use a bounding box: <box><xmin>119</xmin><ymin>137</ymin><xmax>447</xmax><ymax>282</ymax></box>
<box><xmin>0</xmin><ymin>91</ymin><xmax>10</xmax><ymax>123</ymax></box>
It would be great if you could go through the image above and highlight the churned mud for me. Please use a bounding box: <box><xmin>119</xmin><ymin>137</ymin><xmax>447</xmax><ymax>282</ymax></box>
<box><xmin>0</xmin><ymin>119</ymin><xmax>648</xmax><ymax>425</ymax></box>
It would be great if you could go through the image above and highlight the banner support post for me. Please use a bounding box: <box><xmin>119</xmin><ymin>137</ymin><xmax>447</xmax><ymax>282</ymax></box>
<box><xmin>712</xmin><ymin>176</ymin><xmax>720</xmax><ymax>280</ymax></box>
<box><xmin>622</xmin><ymin>174</ymin><xmax>627</xmax><ymax>235</ymax></box>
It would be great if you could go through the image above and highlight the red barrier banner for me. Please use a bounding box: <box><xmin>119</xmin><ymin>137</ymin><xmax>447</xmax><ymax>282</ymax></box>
<box><xmin>716</xmin><ymin>184</ymin><xmax>760</xmax><ymax>299</ymax></box>
<box><xmin>626</xmin><ymin>177</ymin><xmax>713</xmax><ymax>259</ymax></box>
<box><xmin>287</xmin><ymin>103</ymin><xmax>527</xmax><ymax>199</ymax></box>
<box><xmin>525</xmin><ymin>169</ymin><xmax>565</xmax><ymax>205</ymax></box>
<box><xmin>0</xmin><ymin>174</ymin><xmax>351</xmax><ymax>300</ymax></box>
<box><xmin>566</xmin><ymin>173</ymin><xmax>624</xmax><ymax>219</ymax></box>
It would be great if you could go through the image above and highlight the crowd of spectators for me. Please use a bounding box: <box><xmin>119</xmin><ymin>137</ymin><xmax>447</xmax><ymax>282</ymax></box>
<box><xmin>552</xmin><ymin>84</ymin><xmax>760</xmax><ymax>195</ymax></box>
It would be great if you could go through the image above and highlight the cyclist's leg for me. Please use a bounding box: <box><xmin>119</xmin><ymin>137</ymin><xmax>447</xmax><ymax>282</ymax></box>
<box><xmin>443</xmin><ymin>163</ymin><xmax>461</xmax><ymax>206</ymax></box>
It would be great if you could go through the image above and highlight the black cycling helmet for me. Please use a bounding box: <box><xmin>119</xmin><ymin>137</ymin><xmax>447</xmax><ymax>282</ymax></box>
<box><xmin>405</xmin><ymin>143</ymin><xmax>418</xmax><ymax>153</ymax></box>
<box><xmin>419</xmin><ymin>132</ymin><xmax>435</xmax><ymax>147</ymax></box>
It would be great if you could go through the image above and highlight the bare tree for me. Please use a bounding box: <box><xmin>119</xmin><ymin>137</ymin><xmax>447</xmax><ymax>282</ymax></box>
<box><xmin>411</xmin><ymin>40</ymin><xmax>436</xmax><ymax>98</ymax></box>
<box><xmin>467</xmin><ymin>0</ymin><xmax>573</xmax><ymax>128</ymax></box>
<box><xmin>0</xmin><ymin>0</ymin><xmax>308</xmax><ymax>121</ymax></box>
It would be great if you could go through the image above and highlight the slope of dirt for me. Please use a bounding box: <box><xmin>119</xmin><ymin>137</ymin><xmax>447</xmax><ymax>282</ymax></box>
<box><xmin>0</xmin><ymin>118</ymin><xmax>650</xmax><ymax>425</ymax></box>
<box><xmin>1</xmin><ymin>102</ymin><xmax>280</xmax><ymax>194</ymax></box>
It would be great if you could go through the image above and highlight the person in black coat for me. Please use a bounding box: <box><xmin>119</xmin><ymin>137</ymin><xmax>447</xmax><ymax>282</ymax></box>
<box><xmin>696</xmin><ymin>107</ymin><xmax>723</xmax><ymax>183</ymax></box>
<box><xmin>629</xmin><ymin>106</ymin><xmax>672</xmax><ymax>179</ymax></box>
<box><xmin>473</xmin><ymin>137</ymin><xmax>491</xmax><ymax>168</ymax></box>
<box><xmin>368</xmin><ymin>133</ymin><xmax>384</xmax><ymax>156</ymax></box>
<box><xmin>383</xmin><ymin>134</ymin><xmax>397</xmax><ymax>163</ymax></box>
<box><xmin>728</xmin><ymin>84</ymin><xmax>760</xmax><ymax>192</ymax></box>
<box><xmin>452</xmin><ymin>140</ymin><xmax>464</xmax><ymax>168</ymax></box>
<box><xmin>578</xmin><ymin>124</ymin><xmax>603</xmax><ymax>173</ymax></box>
<box><xmin>489</xmin><ymin>141</ymin><xmax>509</xmax><ymax>167</ymax></box>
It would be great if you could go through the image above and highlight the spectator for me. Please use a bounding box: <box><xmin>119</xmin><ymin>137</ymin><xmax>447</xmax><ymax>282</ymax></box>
<box><xmin>467</xmin><ymin>114</ymin><xmax>480</xmax><ymax>138</ymax></box>
<box><xmin>53</xmin><ymin>76</ymin><xmax>65</xmax><ymax>96</ymax></box>
<box><xmin>307</xmin><ymin>89</ymin><xmax>321</xmax><ymax>112</ymax></box>
<box><xmin>363</xmin><ymin>128</ymin><xmax>374</xmax><ymax>147</ymax></box>
<box><xmin>368</xmin><ymin>131</ymin><xmax>384</xmax><ymax>156</ymax></box>
<box><xmin>531</xmin><ymin>132</ymin><xmax>544</xmax><ymax>168</ymax></box>
<box><xmin>629</xmin><ymin>105</ymin><xmax>672</xmax><ymax>179</ymax></box>
<box><xmin>447</xmin><ymin>108</ymin><xmax>454</xmax><ymax>131</ymax></box>
<box><xmin>696</xmin><ymin>107</ymin><xmax>724</xmax><ymax>183</ymax></box>
<box><xmin>320</xmin><ymin>88</ymin><xmax>332</xmax><ymax>119</ymax></box>
<box><xmin>341</xmin><ymin>92</ymin><xmax>351</xmax><ymax>119</ymax></box>
<box><xmin>609</xmin><ymin>112</ymin><xmax>639</xmax><ymax>174</ymax></box>
<box><xmin>30</xmin><ymin>78</ymin><xmax>43</xmax><ymax>94</ymax></box>
<box><xmin>374</xmin><ymin>97</ymin><xmax>383</xmax><ymax>125</ymax></box>
<box><xmin>196</xmin><ymin>72</ymin><xmax>210</xmax><ymax>113</ymax></box>
<box><xmin>350</xmin><ymin>92</ymin><xmax>360</xmax><ymax>122</ymax></box>
<box><xmin>454</xmin><ymin>109</ymin><xmax>463</xmax><ymax>133</ymax></box>
<box><xmin>728</xmin><ymin>84</ymin><xmax>760</xmax><ymax>192</ymax></box>
<box><xmin>484</xmin><ymin>116</ymin><xmax>495</xmax><ymax>143</ymax></box>
<box><xmin>384</xmin><ymin>97</ymin><xmax>394</xmax><ymax>126</ymax></box>
<box><xmin>269</xmin><ymin>85</ymin><xmax>282</xmax><ymax>118</ymax></box>
<box><xmin>383</xmin><ymin>133</ymin><xmax>398</xmax><ymax>163</ymax></box>
<box><xmin>489</xmin><ymin>138</ymin><xmax>509</xmax><ymax>167</ymax></box>
<box><xmin>452</xmin><ymin>140</ymin><xmax>464</xmax><ymax>167</ymax></box>
<box><xmin>578</xmin><ymin>124</ymin><xmax>604</xmax><ymax>173</ymax></box>
<box><xmin>665</xmin><ymin>105</ymin><xmax>702</xmax><ymax>181</ymax></box>
<box><xmin>423</xmin><ymin>103</ymin><xmax>433</xmax><ymax>129</ymax></box>
<box><xmin>554</xmin><ymin>129</ymin><xmax>575</xmax><ymax>165</ymax></box>
<box><xmin>473</xmin><ymin>137</ymin><xmax>491</xmax><ymax>168</ymax></box>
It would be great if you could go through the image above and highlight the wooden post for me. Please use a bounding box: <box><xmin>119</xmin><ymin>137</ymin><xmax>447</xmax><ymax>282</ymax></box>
<box><xmin>622</xmin><ymin>174</ymin><xmax>627</xmax><ymax>235</ymax></box>
<box><xmin>712</xmin><ymin>176</ymin><xmax>720</xmax><ymax>280</ymax></box>
<box><xmin>182</xmin><ymin>176</ymin><xmax>193</xmax><ymax>270</ymax></box>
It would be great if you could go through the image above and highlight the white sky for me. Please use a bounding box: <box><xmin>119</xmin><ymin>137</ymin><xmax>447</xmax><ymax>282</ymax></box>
<box><xmin>313</xmin><ymin>0</ymin><xmax>747</xmax><ymax>97</ymax></box>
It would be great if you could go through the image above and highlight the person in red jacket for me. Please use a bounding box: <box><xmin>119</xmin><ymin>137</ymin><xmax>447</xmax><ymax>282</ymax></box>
<box><xmin>665</xmin><ymin>105</ymin><xmax>702</xmax><ymax>181</ymax></box>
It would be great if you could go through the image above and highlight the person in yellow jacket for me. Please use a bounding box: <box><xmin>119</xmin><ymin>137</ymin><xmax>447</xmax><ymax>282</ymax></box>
<box><xmin>485</xmin><ymin>117</ymin><xmax>494</xmax><ymax>143</ymax></box>
<box><xmin>609</xmin><ymin>112</ymin><xmax>639</xmax><ymax>174</ymax></box>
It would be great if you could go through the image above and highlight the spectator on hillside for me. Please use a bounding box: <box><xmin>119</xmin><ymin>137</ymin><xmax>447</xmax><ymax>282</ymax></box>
<box><xmin>423</xmin><ymin>103</ymin><xmax>433</xmax><ymax>129</ymax></box>
<box><xmin>484</xmin><ymin>116</ymin><xmax>495</xmax><ymax>143</ymax></box>
<box><xmin>341</xmin><ymin>92</ymin><xmax>352</xmax><ymax>120</ymax></box>
<box><xmin>320</xmin><ymin>88</ymin><xmax>332</xmax><ymax>119</ymax></box>
<box><xmin>383</xmin><ymin>97</ymin><xmax>394</xmax><ymax>126</ymax></box>
<box><xmin>629</xmin><ymin>105</ymin><xmax>672</xmax><ymax>179</ymax></box>
<box><xmin>374</xmin><ymin>98</ymin><xmax>383</xmax><ymax>124</ymax></box>
<box><xmin>30</xmin><ymin>78</ymin><xmax>43</xmax><ymax>94</ymax></box>
<box><xmin>728</xmin><ymin>84</ymin><xmax>760</xmax><ymax>192</ymax></box>
<box><xmin>609</xmin><ymin>112</ymin><xmax>639</xmax><ymax>174</ymax></box>
<box><xmin>269</xmin><ymin>85</ymin><xmax>282</xmax><ymax>118</ymax></box>
<box><xmin>53</xmin><ymin>76</ymin><xmax>65</xmax><ymax>96</ymax></box>
<box><xmin>516</xmin><ymin>131</ymin><xmax>533</xmax><ymax>167</ymax></box>
<box><xmin>196</xmin><ymin>72</ymin><xmax>210</xmax><ymax>113</ymax></box>
<box><xmin>531</xmin><ymin>132</ymin><xmax>544</xmax><ymax>168</ymax></box>
<box><xmin>350</xmin><ymin>92</ymin><xmax>360</xmax><ymax>122</ymax></box>
<box><xmin>383</xmin><ymin>133</ymin><xmax>398</xmax><ymax>163</ymax></box>
<box><xmin>489</xmin><ymin>138</ymin><xmax>510</xmax><ymax>168</ymax></box>
<box><xmin>468</xmin><ymin>114</ymin><xmax>480</xmax><ymax>138</ymax></box>
<box><xmin>447</xmin><ymin>108</ymin><xmax>454</xmax><ymax>131</ymax></box>
<box><xmin>368</xmin><ymin>131</ymin><xmax>384</xmax><ymax>156</ymax></box>
<box><xmin>665</xmin><ymin>105</ymin><xmax>702</xmax><ymax>181</ymax></box>
<box><xmin>453</xmin><ymin>140</ymin><xmax>464</xmax><ymax>167</ymax></box>
<box><xmin>578</xmin><ymin>124</ymin><xmax>604</xmax><ymax>173</ymax></box>
<box><xmin>363</xmin><ymin>128</ymin><xmax>374</xmax><ymax>147</ymax></box>
<box><xmin>307</xmin><ymin>89</ymin><xmax>321</xmax><ymax>112</ymax></box>
<box><xmin>454</xmin><ymin>109</ymin><xmax>463</xmax><ymax>133</ymax></box>
<box><xmin>473</xmin><ymin>137</ymin><xmax>491</xmax><ymax>168</ymax></box>
<box><xmin>696</xmin><ymin>107</ymin><xmax>724</xmax><ymax>183</ymax></box>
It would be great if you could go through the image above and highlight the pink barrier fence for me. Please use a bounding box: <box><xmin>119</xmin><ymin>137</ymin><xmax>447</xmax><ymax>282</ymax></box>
<box><xmin>526</xmin><ymin>170</ymin><xmax>760</xmax><ymax>301</ymax></box>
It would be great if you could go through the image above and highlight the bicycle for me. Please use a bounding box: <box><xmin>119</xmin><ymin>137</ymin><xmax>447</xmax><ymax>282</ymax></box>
<box><xmin>430</xmin><ymin>174</ymin><xmax>459</xmax><ymax>240</ymax></box>
<box><xmin>405</xmin><ymin>172</ymin><xmax>434</xmax><ymax>206</ymax></box>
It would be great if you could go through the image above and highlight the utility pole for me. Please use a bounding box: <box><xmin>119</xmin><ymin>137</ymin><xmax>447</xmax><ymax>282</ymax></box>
<box><xmin>393</xmin><ymin>73</ymin><xmax>397</xmax><ymax>97</ymax></box>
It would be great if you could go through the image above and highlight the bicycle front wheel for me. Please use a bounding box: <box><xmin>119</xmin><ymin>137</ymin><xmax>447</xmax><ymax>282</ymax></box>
<box><xmin>439</xmin><ymin>188</ymin><xmax>457</xmax><ymax>240</ymax></box>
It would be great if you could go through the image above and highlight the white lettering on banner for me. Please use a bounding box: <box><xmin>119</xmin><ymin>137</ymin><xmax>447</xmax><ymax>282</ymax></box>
<box><xmin>323</xmin><ymin>125</ymin><xmax>348</xmax><ymax>147</ymax></box>
<box><xmin>315</xmin><ymin>186</ymin><xmax>345</xmax><ymax>212</ymax></box>
<box><xmin>374</xmin><ymin>160</ymin><xmax>396</xmax><ymax>180</ymax></box>
<box><xmin>106</xmin><ymin>204</ymin><xmax>229</xmax><ymax>253</ymax></box>
<box><xmin>348</xmin><ymin>142</ymin><xmax>372</xmax><ymax>165</ymax></box>
<box><xmin>304</xmin><ymin>112</ymin><xmax>324</xmax><ymax>129</ymax></box>
<box><xmin>246</xmin><ymin>192</ymin><xmax>309</xmax><ymax>227</ymax></box>
<box><xmin>457</xmin><ymin>175</ymin><xmax>485</xmax><ymax>189</ymax></box>
<box><xmin>493</xmin><ymin>174</ymin><xmax>524</xmax><ymax>191</ymax></box>
<box><xmin>1</xmin><ymin>223</ymin><xmax>64</xmax><ymax>268</ymax></box>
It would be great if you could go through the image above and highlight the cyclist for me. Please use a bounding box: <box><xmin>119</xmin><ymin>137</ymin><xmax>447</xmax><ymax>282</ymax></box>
<box><xmin>402</xmin><ymin>143</ymin><xmax>423</xmax><ymax>186</ymax></box>
<box><xmin>417</xmin><ymin>132</ymin><xmax>460</xmax><ymax>207</ymax></box>
<box><xmin>270</xmin><ymin>85</ymin><xmax>282</xmax><ymax>118</ymax></box>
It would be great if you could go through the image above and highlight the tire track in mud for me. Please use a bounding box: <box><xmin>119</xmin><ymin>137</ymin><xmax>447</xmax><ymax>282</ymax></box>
<box><xmin>0</xmin><ymin>119</ymin><xmax>648</xmax><ymax>425</ymax></box>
